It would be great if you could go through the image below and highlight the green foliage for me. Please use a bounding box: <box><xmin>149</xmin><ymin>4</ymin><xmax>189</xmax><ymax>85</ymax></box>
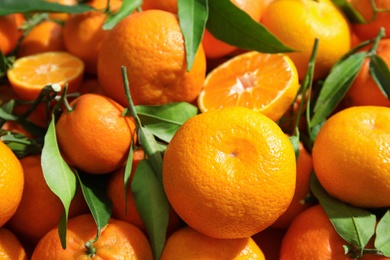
<box><xmin>310</xmin><ymin>28</ymin><xmax>389</xmax><ymax>127</ymax></box>
<box><xmin>102</xmin><ymin>0</ymin><xmax>141</xmax><ymax>30</ymax></box>
<box><xmin>375</xmin><ymin>211</ymin><xmax>390</xmax><ymax>256</ymax></box>
<box><xmin>330</xmin><ymin>0</ymin><xmax>366</xmax><ymax>23</ymax></box>
<box><xmin>120</xmin><ymin>66</ymin><xmax>198</xmax><ymax>259</ymax></box>
<box><xmin>206</xmin><ymin>0</ymin><xmax>294</xmax><ymax>53</ymax></box>
<box><xmin>131</xmin><ymin>159</ymin><xmax>170</xmax><ymax>260</ymax></box>
<box><xmin>311</xmin><ymin>173</ymin><xmax>390</xmax><ymax>258</ymax></box>
<box><xmin>41</xmin><ymin>117</ymin><xmax>77</xmax><ymax>249</ymax></box>
<box><xmin>310</xmin><ymin>174</ymin><xmax>377</xmax><ymax>258</ymax></box>
<box><xmin>369</xmin><ymin>54</ymin><xmax>390</xmax><ymax>99</ymax></box>
<box><xmin>76</xmin><ymin>172</ymin><xmax>113</xmax><ymax>244</ymax></box>
<box><xmin>135</xmin><ymin>102</ymin><xmax>198</xmax><ymax>143</ymax></box>
<box><xmin>0</xmin><ymin>0</ymin><xmax>94</xmax><ymax>16</ymax></box>
<box><xmin>178</xmin><ymin>0</ymin><xmax>208</xmax><ymax>71</ymax></box>
<box><xmin>310</xmin><ymin>51</ymin><xmax>366</xmax><ymax>126</ymax></box>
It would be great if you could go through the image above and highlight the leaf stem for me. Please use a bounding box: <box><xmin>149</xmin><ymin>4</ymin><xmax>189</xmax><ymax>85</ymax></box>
<box><xmin>367</xmin><ymin>27</ymin><xmax>386</xmax><ymax>57</ymax></box>
<box><xmin>121</xmin><ymin>66</ymin><xmax>142</xmax><ymax>128</ymax></box>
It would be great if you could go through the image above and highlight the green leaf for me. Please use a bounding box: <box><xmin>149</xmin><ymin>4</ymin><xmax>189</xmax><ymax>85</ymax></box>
<box><xmin>0</xmin><ymin>51</ymin><xmax>14</xmax><ymax>78</ymax></box>
<box><xmin>369</xmin><ymin>54</ymin><xmax>390</xmax><ymax>100</ymax></box>
<box><xmin>178</xmin><ymin>0</ymin><xmax>208</xmax><ymax>71</ymax></box>
<box><xmin>123</xmin><ymin>141</ymin><xmax>134</xmax><ymax>214</ymax></box>
<box><xmin>131</xmin><ymin>159</ymin><xmax>170</xmax><ymax>260</ymax></box>
<box><xmin>308</xmin><ymin>121</ymin><xmax>325</xmax><ymax>147</ymax></box>
<box><xmin>41</xmin><ymin>117</ymin><xmax>77</xmax><ymax>249</ymax></box>
<box><xmin>0</xmin><ymin>0</ymin><xmax>95</xmax><ymax>16</ymax></box>
<box><xmin>289</xmin><ymin>135</ymin><xmax>300</xmax><ymax>160</ymax></box>
<box><xmin>0</xmin><ymin>130</ymin><xmax>42</xmax><ymax>158</ymax></box>
<box><xmin>310</xmin><ymin>173</ymin><xmax>376</xmax><ymax>255</ymax></box>
<box><xmin>0</xmin><ymin>100</ymin><xmax>17</xmax><ymax>122</ymax></box>
<box><xmin>102</xmin><ymin>0</ymin><xmax>141</xmax><ymax>30</ymax></box>
<box><xmin>206</xmin><ymin>0</ymin><xmax>294</xmax><ymax>53</ymax></box>
<box><xmin>137</xmin><ymin>127</ymin><xmax>164</xmax><ymax>181</ymax></box>
<box><xmin>311</xmin><ymin>52</ymin><xmax>366</xmax><ymax>126</ymax></box>
<box><xmin>135</xmin><ymin>102</ymin><xmax>198</xmax><ymax>143</ymax></box>
<box><xmin>331</xmin><ymin>0</ymin><xmax>366</xmax><ymax>23</ymax></box>
<box><xmin>375</xmin><ymin>210</ymin><xmax>390</xmax><ymax>256</ymax></box>
<box><xmin>76</xmin><ymin>172</ymin><xmax>113</xmax><ymax>242</ymax></box>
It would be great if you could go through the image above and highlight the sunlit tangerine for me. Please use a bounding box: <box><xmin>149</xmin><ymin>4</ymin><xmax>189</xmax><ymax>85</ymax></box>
<box><xmin>163</xmin><ymin>107</ymin><xmax>296</xmax><ymax>239</ymax></box>
<box><xmin>160</xmin><ymin>226</ymin><xmax>265</xmax><ymax>259</ymax></box>
<box><xmin>7</xmin><ymin>51</ymin><xmax>84</xmax><ymax>101</ymax></box>
<box><xmin>312</xmin><ymin>106</ymin><xmax>390</xmax><ymax>208</ymax></box>
<box><xmin>97</xmin><ymin>9</ymin><xmax>206</xmax><ymax>106</ymax></box>
<box><xmin>197</xmin><ymin>51</ymin><xmax>300</xmax><ymax>122</ymax></box>
<box><xmin>31</xmin><ymin>214</ymin><xmax>153</xmax><ymax>259</ymax></box>
<box><xmin>55</xmin><ymin>93</ymin><xmax>137</xmax><ymax>174</ymax></box>
<box><xmin>261</xmin><ymin>0</ymin><xmax>351</xmax><ymax>80</ymax></box>
<box><xmin>0</xmin><ymin>141</ymin><xmax>24</xmax><ymax>228</ymax></box>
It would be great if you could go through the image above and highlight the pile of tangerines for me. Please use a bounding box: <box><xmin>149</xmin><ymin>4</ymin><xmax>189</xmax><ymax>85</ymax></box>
<box><xmin>0</xmin><ymin>0</ymin><xmax>390</xmax><ymax>259</ymax></box>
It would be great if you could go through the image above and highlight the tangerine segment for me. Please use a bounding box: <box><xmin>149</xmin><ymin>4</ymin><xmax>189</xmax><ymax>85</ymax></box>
<box><xmin>197</xmin><ymin>51</ymin><xmax>299</xmax><ymax>122</ymax></box>
<box><xmin>7</xmin><ymin>51</ymin><xmax>84</xmax><ymax>100</ymax></box>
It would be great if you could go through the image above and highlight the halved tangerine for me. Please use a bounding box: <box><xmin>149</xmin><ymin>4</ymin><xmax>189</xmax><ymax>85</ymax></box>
<box><xmin>197</xmin><ymin>51</ymin><xmax>300</xmax><ymax>122</ymax></box>
<box><xmin>7</xmin><ymin>51</ymin><xmax>84</xmax><ymax>101</ymax></box>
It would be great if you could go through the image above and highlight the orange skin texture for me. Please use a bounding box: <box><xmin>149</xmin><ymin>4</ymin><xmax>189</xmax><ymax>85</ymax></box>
<box><xmin>0</xmin><ymin>228</ymin><xmax>27</xmax><ymax>260</ymax></box>
<box><xmin>261</xmin><ymin>0</ymin><xmax>351</xmax><ymax>80</ymax></box>
<box><xmin>107</xmin><ymin>149</ymin><xmax>183</xmax><ymax>237</ymax></box>
<box><xmin>0</xmin><ymin>141</ymin><xmax>24</xmax><ymax>228</ymax></box>
<box><xmin>160</xmin><ymin>226</ymin><xmax>265</xmax><ymax>260</ymax></box>
<box><xmin>56</xmin><ymin>93</ymin><xmax>137</xmax><ymax>174</ymax></box>
<box><xmin>63</xmin><ymin>0</ymin><xmax>122</xmax><ymax>75</ymax></box>
<box><xmin>0</xmin><ymin>14</ymin><xmax>20</xmax><ymax>55</ymax></box>
<box><xmin>350</xmin><ymin>0</ymin><xmax>390</xmax><ymax>41</ymax></box>
<box><xmin>31</xmin><ymin>214</ymin><xmax>153</xmax><ymax>260</ymax></box>
<box><xmin>312</xmin><ymin>106</ymin><xmax>390</xmax><ymax>208</ymax></box>
<box><xmin>17</xmin><ymin>20</ymin><xmax>66</xmax><ymax>58</ymax></box>
<box><xmin>344</xmin><ymin>38</ymin><xmax>390</xmax><ymax>108</ymax></box>
<box><xmin>271</xmin><ymin>140</ymin><xmax>313</xmax><ymax>229</ymax></box>
<box><xmin>6</xmin><ymin>155</ymin><xmax>89</xmax><ymax>245</ymax></box>
<box><xmin>163</xmin><ymin>107</ymin><xmax>296</xmax><ymax>239</ymax></box>
<box><xmin>280</xmin><ymin>205</ymin><xmax>389</xmax><ymax>260</ymax></box>
<box><xmin>97</xmin><ymin>10</ymin><xmax>206</xmax><ymax>106</ymax></box>
<box><xmin>202</xmin><ymin>0</ymin><xmax>263</xmax><ymax>59</ymax></box>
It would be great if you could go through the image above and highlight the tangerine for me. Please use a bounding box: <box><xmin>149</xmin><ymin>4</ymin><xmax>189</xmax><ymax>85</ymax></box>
<box><xmin>163</xmin><ymin>107</ymin><xmax>296</xmax><ymax>239</ymax></box>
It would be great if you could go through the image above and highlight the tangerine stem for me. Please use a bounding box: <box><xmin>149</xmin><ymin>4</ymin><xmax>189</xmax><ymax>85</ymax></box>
<box><xmin>85</xmin><ymin>241</ymin><xmax>97</xmax><ymax>257</ymax></box>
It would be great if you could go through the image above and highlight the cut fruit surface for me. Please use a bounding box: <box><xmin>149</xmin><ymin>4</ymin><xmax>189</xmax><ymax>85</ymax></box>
<box><xmin>197</xmin><ymin>51</ymin><xmax>300</xmax><ymax>122</ymax></box>
<box><xmin>7</xmin><ymin>51</ymin><xmax>84</xmax><ymax>100</ymax></box>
